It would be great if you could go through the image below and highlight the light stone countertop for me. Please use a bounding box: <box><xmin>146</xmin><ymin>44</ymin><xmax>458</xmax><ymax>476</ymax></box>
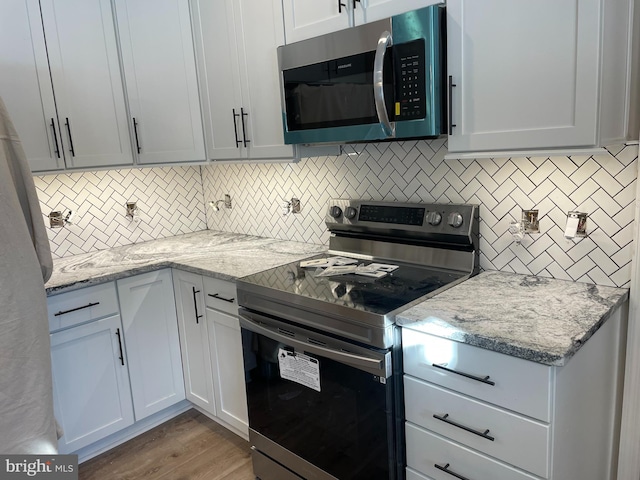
<box><xmin>46</xmin><ymin>230</ymin><xmax>326</xmax><ymax>295</ymax></box>
<box><xmin>396</xmin><ymin>270</ymin><xmax>629</xmax><ymax>366</ymax></box>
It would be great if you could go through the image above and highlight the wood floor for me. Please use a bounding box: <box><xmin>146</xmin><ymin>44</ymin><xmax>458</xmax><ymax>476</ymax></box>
<box><xmin>79</xmin><ymin>409</ymin><xmax>256</xmax><ymax>480</ymax></box>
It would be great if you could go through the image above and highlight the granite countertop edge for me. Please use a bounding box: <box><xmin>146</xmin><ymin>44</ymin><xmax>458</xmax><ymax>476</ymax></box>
<box><xmin>397</xmin><ymin>271</ymin><xmax>630</xmax><ymax>367</ymax></box>
<box><xmin>45</xmin><ymin>230</ymin><xmax>327</xmax><ymax>295</ymax></box>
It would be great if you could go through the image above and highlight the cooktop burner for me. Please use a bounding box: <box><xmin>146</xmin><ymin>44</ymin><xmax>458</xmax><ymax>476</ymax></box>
<box><xmin>238</xmin><ymin>253</ymin><xmax>466</xmax><ymax>316</ymax></box>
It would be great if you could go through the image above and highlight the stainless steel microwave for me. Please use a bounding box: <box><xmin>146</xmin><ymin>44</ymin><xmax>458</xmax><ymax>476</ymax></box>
<box><xmin>277</xmin><ymin>6</ymin><xmax>445</xmax><ymax>145</ymax></box>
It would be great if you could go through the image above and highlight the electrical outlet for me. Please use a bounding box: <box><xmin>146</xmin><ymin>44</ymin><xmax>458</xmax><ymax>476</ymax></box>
<box><xmin>126</xmin><ymin>201</ymin><xmax>138</xmax><ymax>219</ymax></box>
<box><xmin>49</xmin><ymin>211</ymin><xmax>64</xmax><ymax>228</ymax></box>
<box><xmin>522</xmin><ymin>209</ymin><xmax>539</xmax><ymax>233</ymax></box>
<box><xmin>291</xmin><ymin>198</ymin><xmax>301</xmax><ymax>214</ymax></box>
<box><xmin>224</xmin><ymin>194</ymin><xmax>232</xmax><ymax>209</ymax></box>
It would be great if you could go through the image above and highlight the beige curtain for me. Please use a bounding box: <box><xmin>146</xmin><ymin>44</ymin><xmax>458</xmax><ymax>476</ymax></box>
<box><xmin>0</xmin><ymin>96</ymin><xmax>57</xmax><ymax>453</ymax></box>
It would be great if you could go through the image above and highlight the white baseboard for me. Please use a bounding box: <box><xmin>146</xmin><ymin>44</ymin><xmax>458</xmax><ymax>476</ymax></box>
<box><xmin>191</xmin><ymin>405</ymin><xmax>249</xmax><ymax>442</ymax></box>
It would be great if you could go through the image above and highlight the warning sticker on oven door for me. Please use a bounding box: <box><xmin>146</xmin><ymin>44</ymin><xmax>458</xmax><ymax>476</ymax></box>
<box><xmin>278</xmin><ymin>348</ymin><xmax>321</xmax><ymax>392</ymax></box>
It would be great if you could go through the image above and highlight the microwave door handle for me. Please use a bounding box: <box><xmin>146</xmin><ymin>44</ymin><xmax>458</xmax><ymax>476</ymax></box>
<box><xmin>373</xmin><ymin>30</ymin><xmax>395</xmax><ymax>138</ymax></box>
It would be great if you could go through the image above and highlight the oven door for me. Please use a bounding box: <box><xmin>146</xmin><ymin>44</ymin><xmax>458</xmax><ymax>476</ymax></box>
<box><xmin>239</xmin><ymin>308</ymin><xmax>399</xmax><ymax>480</ymax></box>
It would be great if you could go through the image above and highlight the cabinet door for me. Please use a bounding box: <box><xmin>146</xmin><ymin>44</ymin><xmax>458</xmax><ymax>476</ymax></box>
<box><xmin>173</xmin><ymin>270</ymin><xmax>215</xmax><ymax>415</ymax></box>
<box><xmin>191</xmin><ymin>0</ymin><xmax>244</xmax><ymax>160</ymax></box>
<box><xmin>360</xmin><ymin>0</ymin><xmax>442</xmax><ymax>25</ymax></box>
<box><xmin>282</xmin><ymin>0</ymin><xmax>352</xmax><ymax>44</ymax></box>
<box><xmin>40</xmin><ymin>0</ymin><xmax>133</xmax><ymax>169</ymax></box>
<box><xmin>0</xmin><ymin>0</ymin><xmax>64</xmax><ymax>172</ymax></box>
<box><xmin>206</xmin><ymin>307</ymin><xmax>249</xmax><ymax>436</ymax></box>
<box><xmin>234</xmin><ymin>0</ymin><xmax>296</xmax><ymax>159</ymax></box>
<box><xmin>51</xmin><ymin>314</ymin><xmax>134</xmax><ymax>453</ymax></box>
<box><xmin>114</xmin><ymin>0</ymin><xmax>205</xmax><ymax>164</ymax></box>
<box><xmin>447</xmin><ymin>0</ymin><xmax>600</xmax><ymax>152</ymax></box>
<box><xmin>117</xmin><ymin>270</ymin><xmax>185</xmax><ymax>421</ymax></box>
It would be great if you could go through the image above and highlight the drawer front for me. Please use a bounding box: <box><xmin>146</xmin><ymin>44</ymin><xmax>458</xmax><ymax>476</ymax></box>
<box><xmin>203</xmin><ymin>276</ymin><xmax>238</xmax><ymax>315</ymax></box>
<box><xmin>402</xmin><ymin>328</ymin><xmax>552</xmax><ymax>421</ymax></box>
<box><xmin>48</xmin><ymin>282</ymin><xmax>119</xmax><ymax>332</ymax></box>
<box><xmin>406</xmin><ymin>423</ymin><xmax>540</xmax><ymax>480</ymax></box>
<box><xmin>404</xmin><ymin>376</ymin><xmax>550</xmax><ymax>477</ymax></box>
<box><xmin>407</xmin><ymin>467</ymin><xmax>433</xmax><ymax>480</ymax></box>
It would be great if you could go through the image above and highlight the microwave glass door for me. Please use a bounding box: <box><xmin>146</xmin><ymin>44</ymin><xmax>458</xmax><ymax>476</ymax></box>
<box><xmin>283</xmin><ymin>50</ymin><xmax>394</xmax><ymax>132</ymax></box>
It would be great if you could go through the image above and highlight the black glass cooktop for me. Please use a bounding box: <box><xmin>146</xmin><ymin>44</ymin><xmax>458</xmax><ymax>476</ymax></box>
<box><xmin>238</xmin><ymin>254</ymin><xmax>466</xmax><ymax>316</ymax></box>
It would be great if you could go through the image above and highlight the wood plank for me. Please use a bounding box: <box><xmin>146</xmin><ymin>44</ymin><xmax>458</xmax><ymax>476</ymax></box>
<box><xmin>79</xmin><ymin>409</ymin><xmax>254</xmax><ymax>480</ymax></box>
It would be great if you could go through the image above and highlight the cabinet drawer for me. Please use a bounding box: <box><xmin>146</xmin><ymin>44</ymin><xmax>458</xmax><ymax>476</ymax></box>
<box><xmin>406</xmin><ymin>423</ymin><xmax>540</xmax><ymax>480</ymax></box>
<box><xmin>48</xmin><ymin>282</ymin><xmax>119</xmax><ymax>332</ymax></box>
<box><xmin>402</xmin><ymin>328</ymin><xmax>552</xmax><ymax>421</ymax></box>
<box><xmin>406</xmin><ymin>467</ymin><xmax>433</xmax><ymax>480</ymax></box>
<box><xmin>203</xmin><ymin>276</ymin><xmax>238</xmax><ymax>315</ymax></box>
<box><xmin>404</xmin><ymin>376</ymin><xmax>549</xmax><ymax>477</ymax></box>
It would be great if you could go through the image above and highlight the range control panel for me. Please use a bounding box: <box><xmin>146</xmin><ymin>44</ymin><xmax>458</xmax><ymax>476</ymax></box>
<box><xmin>326</xmin><ymin>199</ymin><xmax>478</xmax><ymax>238</ymax></box>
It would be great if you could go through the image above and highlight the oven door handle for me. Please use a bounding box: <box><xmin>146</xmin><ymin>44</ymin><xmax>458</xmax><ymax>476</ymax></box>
<box><xmin>239</xmin><ymin>313</ymin><xmax>389</xmax><ymax>377</ymax></box>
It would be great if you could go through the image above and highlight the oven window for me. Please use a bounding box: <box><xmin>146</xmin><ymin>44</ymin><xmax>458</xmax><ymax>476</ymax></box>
<box><xmin>282</xmin><ymin>50</ymin><xmax>394</xmax><ymax>132</ymax></box>
<box><xmin>243</xmin><ymin>330</ymin><xmax>395</xmax><ymax>480</ymax></box>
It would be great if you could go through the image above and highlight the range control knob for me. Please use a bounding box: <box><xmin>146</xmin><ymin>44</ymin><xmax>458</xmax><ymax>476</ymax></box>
<box><xmin>427</xmin><ymin>211</ymin><xmax>442</xmax><ymax>226</ymax></box>
<box><xmin>344</xmin><ymin>206</ymin><xmax>358</xmax><ymax>220</ymax></box>
<box><xmin>329</xmin><ymin>206</ymin><xmax>343</xmax><ymax>219</ymax></box>
<box><xmin>448</xmin><ymin>212</ymin><xmax>464</xmax><ymax>228</ymax></box>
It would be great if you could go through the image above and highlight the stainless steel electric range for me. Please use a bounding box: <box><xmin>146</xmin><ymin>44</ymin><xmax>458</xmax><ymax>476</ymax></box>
<box><xmin>237</xmin><ymin>199</ymin><xmax>479</xmax><ymax>480</ymax></box>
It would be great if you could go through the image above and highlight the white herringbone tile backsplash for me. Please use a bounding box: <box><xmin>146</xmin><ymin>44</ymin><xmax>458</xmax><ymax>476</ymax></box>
<box><xmin>34</xmin><ymin>166</ymin><xmax>206</xmax><ymax>258</ymax></box>
<box><xmin>203</xmin><ymin>140</ymin><xmax>638</xmax><ymax>288</ymax></box>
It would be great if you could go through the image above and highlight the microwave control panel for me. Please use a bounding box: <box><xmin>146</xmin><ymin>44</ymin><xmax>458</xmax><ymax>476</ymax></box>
<box><xmin>394</xmin><ymin>40</ymin><xmax>426</xmax><ymax>120</ymax></box>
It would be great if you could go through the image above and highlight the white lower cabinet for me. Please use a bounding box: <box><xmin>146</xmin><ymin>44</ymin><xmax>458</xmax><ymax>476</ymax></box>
<box><xmin>204</xmin><ymin>276</ymin><xmax>248</xmax><ymax>436</ymax></box>
<box><xmin>402</xmin><ymin>304</ymin><xmax>625</xmax><ymax>480</ymax></box>
<box><xmin>49</xmin><ymin>273</ymin><xmax>186</xmax><ymax>455</ymax></box>
<box><xmin>173</xmin><ymin>269</ymin><xmax>216</xmax><ymax>414</ymax></box>
<box><xmin>174</xmin><ymin>270</ymin><xmax>248</xmax><ymax>437</ymax></box>
<box><xmin>116</xmin><ymin>269</ymin><xmax>185</xmax><ymax>420</ymax></box>
<box><xmin>49</xmin><ymin>284</ymin><xmax>134</xmax><ymax>454</ymax></box>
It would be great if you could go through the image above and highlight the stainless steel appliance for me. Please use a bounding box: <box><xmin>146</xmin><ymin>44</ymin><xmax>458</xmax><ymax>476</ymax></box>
<box><xmin>237</xmin><ymin>199</ymin><xmax>479</xmax><ymax>480</ymax></box>
<box><xmin>277</xmin><ymin>6</ymin><xmax>445</xmax><ymax>145</ymax></box>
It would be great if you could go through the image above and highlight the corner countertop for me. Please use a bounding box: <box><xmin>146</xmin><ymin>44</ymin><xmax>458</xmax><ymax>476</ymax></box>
<box><xmin>45</xmin><ymin>230</ymin><xmax>327</xmax><ymax>295</ymax></box>
<box><xmin>396</xmin><ymin>270</ymin><xmax>629</xmax><ymax>366</ymax></box>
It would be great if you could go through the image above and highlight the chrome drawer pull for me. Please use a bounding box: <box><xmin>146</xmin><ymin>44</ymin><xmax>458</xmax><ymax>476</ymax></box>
<box><xmin>433</xmin><ymin>413</ymin><xmax>495</xmax><ymax>441</ymax></box>
<box><xmin>208</xmin><ymin>293</ymin><xmax>235</xmax><ymax>303</ymax></box>
<box><xmin>432</xmin><ymin>363</ymin><xmax>495</xmax><ymax>386</ymax></box>
<box><xmin>435</xmin><ymin>463</ymin><xmax>471</xmax><ymax>480</ymax></box>
<box><xmin>54</xmin><ymin>302</ymin><xmax>100</xmax><ymax>317</ymax></box>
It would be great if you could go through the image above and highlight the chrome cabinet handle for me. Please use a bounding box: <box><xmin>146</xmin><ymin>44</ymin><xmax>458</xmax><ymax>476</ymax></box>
<box><xmin>435</xmin><ymin>463</ymin><xmax>471</xmax><ymax>480</ymax></box>
<box><xmin>208</xmin><ymin>293</ymin><xmax>235</xmax><ymax>303</ymax></box>
<box><xmin>192</xmin><ymin>287</ymin><xmax>203</xmax><ymax>324</ymax></box>
<box><xmin>240</xmin><ymin>108</ymin><xmax>250</xmax><ymax>147</ymax></box>
<box><xmin>64</xmin><ymin>117</ymin><xmax>75</xmax><ymax>156</ymax></box>
<box><xmin>115</xmin><ymin>328</ymin><xmax>125</xmax><ymax>366</ymax></box>
<box><xmin>133</xmin><ymin>117</ymin><xmax>142</xmax><ymax>153</ymax></box>
<box><xmin>54</xmin><ymin>302</ymin><xmax>100</xmax><ymax>317</ymax></box>
<box><xmin>432</xmin><ymin>363</ymin><xmax>495</xmax><ymax>386</ymax></box>
<box><xmin>448</xmin><ymin>75</ymin><xmax>457</xmax><ymax>135</ymax></box>
<box><xmin>373</xmin><ymin>31</ymin><xmax>395</xmax><ymax>138</ymax></box>
<box><xmin>433</xmin><ymin>413</ymin><xmax>495</xmax><ymax>441</ymax></box>
<box><xmin>232</xmin><ymin>109</ymin><xmax>241</xmax><ymax>148</ymax></box>
<box><xmin>50</xmin><ymin>118</ymin><xmax>60</xmax><ymax>158</ymax></box>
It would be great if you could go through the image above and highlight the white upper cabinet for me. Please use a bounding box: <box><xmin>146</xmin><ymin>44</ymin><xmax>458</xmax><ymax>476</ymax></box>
<box><xmin>0</xmin><ymin>0</ymin><xmax>64</xmax><ymax>172</ymax></box>
<box><xmin>282</xmin><ymin>0</ymin><xmax>352</xmax><ymax>43</ymax></box>
<box><xmin>192</xmin><ymin>0</ymin><xmax>295</xmax><ymax>161</ymax></box>
<box><xmin>359</xmin><ymin>0</ymin><xmax>442</xmax><ymax>25</ymax></box>
<box><xmin>39</xmin><ymin>0</ymin><xmax>133</xmax><ymax>169</ymax></box>
<box><xmin>114</xmin><ymin>0</ymin><xmax>205</xmax><ymax>164</ymax></box>
<box><xmin>283</xmin><ymin>0</ymin><xmax>443</xmax><ymax>43</ymax></box>
<box><xmin>447</xmin><ymin>0</ymin><xmax>634</xmax><ymax>153</ymax></box>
